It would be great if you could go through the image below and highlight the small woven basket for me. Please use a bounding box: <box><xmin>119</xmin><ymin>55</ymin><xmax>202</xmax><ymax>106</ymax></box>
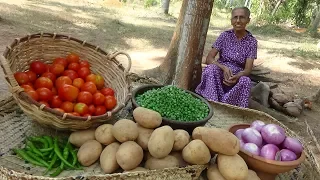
<box><xmin>0</xmin><ymin>32</ymin><xmax>132</xmax><ymax>131</ymax></box>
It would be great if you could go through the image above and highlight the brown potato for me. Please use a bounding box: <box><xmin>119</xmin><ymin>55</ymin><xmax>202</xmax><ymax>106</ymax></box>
<box><xmin>95</xmin><ymin>124</ymin><xmax>116</xmax><ymax>145</ymax></box>
<box><xmin>145</xmin><ymin>155</ymin><xmax>179</xmax><ymax>170</ymax></box>
<box><xmin>133</xmin><ymin>107</ymin><xmax>162</xmax><ymax>129</ymax></box>
<box><xmin>116</xmin><ymin>141</ymin><xmax>144</xmax><ymax>171</ymax></box>
<box><xmin>124</xmin><ymin>167</ymin><xmax>148</xmax><ymax>173</ymax></box>
<box><xmin>182</xmin><ymin>139</ymin><xmax>211</xmax><ymax>165</ymax></box>
<box><xmin>170</xmin><ymin>151</ymin><xmax>189</xmax><ymax>167</ymax></box>
<box><xmin>69</xmin><ymin>129</ymin><xmax>96</xmax><ymax>147</ymax></box>
<box><xmin>112</xmin><ymin>119</ymin><xmax>139</xmax><ymax>143</ymax></box>
<box><xmin>136</xmin><ymin>124</ymin><xmax>154</xmax><ymax>150</ymax></box>
<box><xmin>77</xmin><ymin>140</ymin><xmax>102</xmax><ymax>167</ymax></box>
<box><xmin>173</xmin><ymin>129</ymin><xmax>190</xmax><ymax>151</ymax></box>
<box><xmin>217</xmin><ymin>154</ymin><xmax>248</xmax><ymax>180</ymax></box>
<box><xmin>246</xmin><ymin>170</ymin><xmax>261</xmax><ymax>180</ymax></box>
<box><xmin>207</xmin><ymin>164</ymin><xmax>226</xmax><ymax>180</ymax></box>
<box><xmin>148</xmin><ymin>126</ymin><xmax>174</xmax><ymax>158</ymax></box>
<box><xmin>100</xmin><ymin>142</ymin><xmax>120</xmax><ymax>173</ymax></box>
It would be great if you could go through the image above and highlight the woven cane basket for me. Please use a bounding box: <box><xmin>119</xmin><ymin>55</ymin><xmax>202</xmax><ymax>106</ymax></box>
<box><xmin>0</xmin><ymin>32</ymin><xmax>132</xmax><ymax>131</ymax></box>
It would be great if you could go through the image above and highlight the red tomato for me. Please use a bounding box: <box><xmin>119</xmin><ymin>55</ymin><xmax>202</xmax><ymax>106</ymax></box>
<box><xmin>77</xmin><ymin>67</ymin><xmax>91</xmax><ymax>79</ymax></box>
<box><xmin>69</xmin><ymin>112</ymin><xmax>80</xmax><ymax>117</ymax></box>
<box><xmin>62</xmin><ymin>70</ymin><xmax>78</xmax><ymax>81</ymax></box>
<box><xmin>54</xmin><ymin>108</ymin><xmax>65</xmax><ymax>113</ymax></box>
<box><xmin>93</xmin><ymin>92</ymin><xmax>105</xmax><ymax>105</ymax></box>
<box><xmin>41</xmin><ymin>72</ymin><xmax>56</xmax><ymax>83</ymax></box>
<box><xmin>88</xmin><ymin>104</ymin><xmax>96</xmax><ymax>115</ymax></box>
<box><xmin>58</xmin><ymin>84</ymin><xmax>79</xmax><ymax>102</ymax></box>
<box><xmin>83</xmin><ymin>113</ymin><xmax>91</xmax><ymax>117</ymax></box>
<box><xmin>74</xmin><ymin>103</ymin><xmax>89</xmax><ymax>115</ymax></box>
<box><xmin>53</xmin><ymin>57</ymin><xmax>68</xmax><ymax>68</ymax></box>
<box><xmin>25</xmin><ymin>82</ymin><xmax>34</xmax><ymax>87</ymax></box>
<box><xmin>21</xmin><ymin>84</ymin><xmax>34</xmax><ymax>92</ymax></box>
<box><xmin>26</xmin><ymin>90</ymin><xmax>39</xmax><ymax>101</ymax></box>
<box><xmin>95</xmin><ymin>75</ymin><xmax>105</xmax><ymax>89</ymax></box>
<box><xmin>105</xmin><ymin>95</ymin><xmax>117</xmax><ymax>110</ymax></box>
<box><xmin>52</xmin><ymin>87</ymin><xmax>57</xmax><ymax>96</ymax></box>
<box><xmin>60</xmin><ymin>101</ymin><xmax>74</xmax><ymax>113</ymax></box>
<box><xmin>14</xmin><ymin>72</ymin><xmax>30</xmax><ymax>85</ymax></box>
<box><xmin>68</xmin><ymin>62</ymin><xmax>80</xmax><ymax>72</ymax></box>
<box><xmin>66</xmin><ymin>53</ymin><xmax>80</xmax><ymax>64</ymax></box>
<box><xmin>95</xmin><ymin>105</ymin><xmax>106</xmax><ymax>116</ymax></box>
<box><xmin>34</xmin><ymin>77</ymin><xmax>53</xmax><ymax>90</ymax></box>
<box><xmin>81</xmin><ymin>82</ymin><xmax>97</xmax><ymax>94</ymax></box>
<box><xmin>77</xmin><ymin>91</ymin><xmax>93</xmax><ymax>105</ymax></box>
<box><xmin>25</xmin><ymin>71</ymin><xmax>37</xmax><ymax>83</ymax></box>
<box><xmin>39</xmin><ymin>101</ymin><xmax>50</xmax><ymax>107</ymax></box>
<box><xmin>51</xmin><ymin>95</ymin><xmax>63</xmax><ymax>108</ymax></box>
<box><xmin>36</xmin><ymin>87</ymin><xmax>53</xmax><ymax>102</ymax></box>
<box><xmin>46</xmin><ymin>64</ymin><xmax>52</xmax><ymax>72</ymax></box>
<box><xmin>55</xmin><ymin>76</ymin><xmax>72</xmax><ymax>89</ymax></box>
<box><xmin>73</xmin><ymin>78</ymin><xmax>84</xmax><ymax>89</ymax></box>
<box><xmin>86</xmin><ymin>74</ymin><xmax>96</xmax><ymax>82</ymax></box>
<box><xmin>79</xmin><ymin>60</ymin><xmax>90</xmax><ymax>68</ymax></box>
<box><xmin>30</xmin><ymin>61</ymin><xmax>47</xmax><ymax>75</ymax></box>
<box><xmin>100</xmin><ymin>87</ymin><xmax>115</xmax><ymax>96</ymax></box>
<box><xmin>49</xmin><ymin>63</ymin><xmax>65</xmax><ymax>76</ymax></box>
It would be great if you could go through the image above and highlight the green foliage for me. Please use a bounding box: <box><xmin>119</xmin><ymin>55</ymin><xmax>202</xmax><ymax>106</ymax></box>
<box><xmin>144</xmin><ymin>0</ymin><xmax>159</xmax><ymax>8</ymax></box>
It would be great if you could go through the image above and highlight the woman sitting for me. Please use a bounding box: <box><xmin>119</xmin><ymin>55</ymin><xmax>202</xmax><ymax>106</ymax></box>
<box><xmin>195</xmin><ymin>7</ymin><xmax>257</xmax><ymax>108</ymax></box>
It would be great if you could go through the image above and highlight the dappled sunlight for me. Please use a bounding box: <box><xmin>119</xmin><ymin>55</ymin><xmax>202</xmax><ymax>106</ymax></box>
<box><xmin>127</xmin><ymin>49</ymin><xmax>166</xmax><ymax>71</ymax></box>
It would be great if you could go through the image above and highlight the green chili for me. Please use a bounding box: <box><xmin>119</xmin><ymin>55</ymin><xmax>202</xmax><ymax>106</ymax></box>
<box><xmin>28</xmin><ymin>136</ymin><xmax>49</xmax><ymax>149</ymax></box>
<box><xmin>43</xmin><ymin>136</ymin><xmax>53</xmax><ymax>148</ymax></box>
<box><xmin>60</xmin><ymin>141</ymin><xmax>70</xmax><ymax>169</ymax></box>
<box><xmin>25</xmin><ymin>150</ymin><xmax>49</xmax><ymax>167</ymax></box>
<box><xmin>53</xmin><ymin>137</ymin><xmax>74</xmax><ymax>169</ymax></box>
<box><xmin>43</xmin><ymin>153</ymin><xmax>58</xmax><ymax>175</ymax></box>
<box><xmin>67</xmin><ymin>143</ymin><xmax>77</xmax><ymax>166</ymax></box>
<box><xmin>39</xmin><ymin>147</ymin><xmax>53</xmax><ymax>152</ymax></box>
<box><xmin>49</xmin><ymin>167</ymin><xmax>63</xmax><ymax>177</ymax></box>
<box><xmin>26</xmin><ymin>140</ymin><xmax>43</xmax><ymax>157</ymax></box>
<box><xmin>13</xmin><ymin>149</ymin><xmax>44</xmax><ymax>167</ymax></box>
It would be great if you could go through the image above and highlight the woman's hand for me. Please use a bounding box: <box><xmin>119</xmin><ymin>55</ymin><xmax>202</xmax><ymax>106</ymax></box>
<box><xmin>221</xmin><ymin>65</ymin><xmax>233</xmax><ymax>81</ymax></box>
<box><xmin>223</xmin><ymin>74</ymin><xmax>240</xmax><ymax>86</ymax></box>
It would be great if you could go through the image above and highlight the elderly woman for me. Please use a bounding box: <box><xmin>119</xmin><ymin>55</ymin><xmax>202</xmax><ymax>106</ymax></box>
<box><xmin>195</xmin><ymin>7</ymin><xmax>257</xmax><ymax>108</ymax></box>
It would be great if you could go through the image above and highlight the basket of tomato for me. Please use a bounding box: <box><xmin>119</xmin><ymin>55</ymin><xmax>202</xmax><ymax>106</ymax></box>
<box><xmin>0</xmin><ymin>32</ymin><xmax>132</xmax><ymax>131</ymax></box>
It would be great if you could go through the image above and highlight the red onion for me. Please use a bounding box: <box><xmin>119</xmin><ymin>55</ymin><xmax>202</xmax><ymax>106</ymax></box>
<box><xmin>240</xmin><ymin>139</ymin><xmax>245</xmax><ymax>148</ymax></box>
<box><xmin>278</xmin><ymin>149</ymin><xmax>297</xmax><ymax>161</ymax></box>
<box><xmin>261</xmin><ymin>124</ymin><xmax>286</xmax><ymax>145</ymax></box>
<box><xmin>242</xmin><ymin>128</ymin><xmax>263</xmax><ymax>147</ymax></box>
<box><xmin>250</xmin><ymin>120</ymin><xmax>266</xmax><ymax>132</ymax></box>
<box><xmin>260</xmin><ymin>144</ymin><xmax>280</xmax><ymax>160</ymax></box>
<box><xmin>243</xmin><ymin>143</ymin><xmax>260</xmax><ymax>156</ymax></box>
<box><xmin>234</xmin><ymin>129</ymin><xmax>244</xmax><ymax>140</ymax></box>
<box><xmin>282</xmin><ymin>137</ymin><xmax>303</xmax><ymax>154</ymax></box>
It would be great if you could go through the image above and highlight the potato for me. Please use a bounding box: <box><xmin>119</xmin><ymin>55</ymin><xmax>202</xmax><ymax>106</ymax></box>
<box><xmin>217</xmin><ymin>154</ymin><xmax>248</xmax><ymax>180</ymax></box>
<box><xmin>112</xmin><ymin>119</ymin><xmax>139</xmax><ymax>143</ymax></box>
<box><xmin>144</xmin><ymin>151</ymin><xmax>153</xmax><ymax>161</ymax></box>
<box><xmin>182</xmin><ymin>139</ymin><xmax>211</xmax><ymax>165</ymax></box>
<box><xmin>124</xmin><ymin>167</ymin><xmax>148</xmax><ymax>173</ymax></box>
<box><xmin>116</xmin><ymin>141</ymin><xmax>143</xmax><ymax>171</ymax></box>
<box><xmin>170</xmin><ymin>151</ymin><xmax>189</xmax><ymax>167</ymax></box>
<box><xmin>100</xmin><ymin>142</ymin><xmax>120</xmax><ymax>173</ymax></box>
<box><xmin>77</xmin><ymin>140</ymin><xmax>102</xmax><ymax>167</ymax></box>
<box><xmin>133</xmin><ymin>107</ymin><xmax>162</xmax><ymax>129</ymax></box>
<box><xmin>173</xmin><ymin>129</ymin><xmax>190</xmax><ymax>151</ymax></box>
<box><xmin>95</xmin><ymin>124</ymin><xmax>116</xmax><ymax>145</ymax></box>
<box><xmin>145</xmin><ymin>155</ymin><xmax>179</xmax><ymax>170</ymax></box>
<box><xmin>207</xmin><ymin>164</ymin><xmax>225</xmax><ymax>180</ymax></box>
<box><xmin>69</xmin><ymin>129</ymin><xmax>95</xmax><ymax>147</ymax></box>
<box><xmin>136</xmin><ymin>124</ymin><xmax>154</xmax><ymax>150</ymax></box>
<box><xmin>148</xmin><ymin>125</ymin><xmax>174</xmax><ymax>158</ymax></box>
<box><xmin>193</xmin><ymin>127</ymin><xmax>240</xmax><ymax>155</ymax></box>
<box><xmin>246</xmin><ymin>170</ymin><xmax>261</xmax><ymax>180</ymax></box>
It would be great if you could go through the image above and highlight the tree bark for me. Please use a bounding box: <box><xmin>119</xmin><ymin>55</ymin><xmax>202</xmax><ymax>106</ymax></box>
<box><xmin>162</xmin><ymin>0</ymin><xmax>170</xmax><ymax>14</ymax></box>
<box><xmin>309</xmin><ymin>8</ymin><xmax>320</xmax><ymax>37</ymax></box>
<box><xmin>143</xmin><ymin>0</ymin><xmax>214</xmax><ymax>91</ymax></box>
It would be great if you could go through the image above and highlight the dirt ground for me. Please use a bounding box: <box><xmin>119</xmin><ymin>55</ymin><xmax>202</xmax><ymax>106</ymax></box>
<box><xmin>0</xmin><ymin>0</ymin><xmax>319</xmax><ymax>167</ymax></box>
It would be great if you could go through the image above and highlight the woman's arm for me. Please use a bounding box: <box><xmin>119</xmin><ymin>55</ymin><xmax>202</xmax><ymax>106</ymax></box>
<box><xmin>236</xmin><ymin>58</ymin><xmax>254</xmax><ymax>77</ymax></box>
<box><xmin>205</xmin><ymin>48</ymin><xmax>228</xmax><ymax>71</ymax></box>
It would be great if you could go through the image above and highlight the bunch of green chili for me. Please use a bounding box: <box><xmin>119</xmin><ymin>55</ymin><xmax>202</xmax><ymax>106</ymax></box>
<box><xmin>13</xmin><ymin>135</ymin><xmax>81</xmax><ymax>177</ymax></box>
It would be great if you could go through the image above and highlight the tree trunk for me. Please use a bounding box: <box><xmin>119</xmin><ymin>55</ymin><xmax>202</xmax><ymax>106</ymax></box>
<box><xmin>309</xmin><ymin>8</ymin><xmax>320</xmax><ymax>37</ymax></box>
<box><xmin>271</xmin><ymin>0</ymin><xmax>282</xmax><ymax>16</ymax></box>
<box><xmin>143</xmin><ymin>0</ymin><xmax>214</xmax><ymax>91</ymax></box>
<box><xmin>258</xmin><ymin>0</ymin><xmax>264</xmax><ymax>16</ymax></box>
<box><xmin>162</xmin><ymin>0</ymin><xmax>170</xmax><ymax>14</ymax></box>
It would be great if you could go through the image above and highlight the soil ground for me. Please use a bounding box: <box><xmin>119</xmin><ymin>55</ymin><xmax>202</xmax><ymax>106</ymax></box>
<box><xmin>0</xmin><ymin>0</ymin><xmax>319</xmax><ymax>170</ymax></box>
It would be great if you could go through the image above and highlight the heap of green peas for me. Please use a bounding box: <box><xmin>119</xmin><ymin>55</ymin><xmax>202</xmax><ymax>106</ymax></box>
<box><xmin>136</xmin><ymin>86</ymin><xmax>209</xmax><ymax>122</ymax></box>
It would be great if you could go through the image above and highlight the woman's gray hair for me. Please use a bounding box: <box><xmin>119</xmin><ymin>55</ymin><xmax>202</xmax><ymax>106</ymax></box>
<box><xmin>232</xmin><ymin>7</ymin><xmax>251</xmax><ymax>18</ymax></box>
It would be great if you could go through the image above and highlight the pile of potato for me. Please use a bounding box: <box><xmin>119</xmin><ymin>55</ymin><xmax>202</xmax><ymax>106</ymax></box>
<box><xmin>68</xmin><ymin>107</ymin><xmax>260</xmax><ymax>180</ymax></box>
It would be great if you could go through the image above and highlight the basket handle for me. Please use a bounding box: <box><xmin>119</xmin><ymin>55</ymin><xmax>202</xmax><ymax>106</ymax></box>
<box><xmin>0</xmin><ymin>55</ymin><xmax>19</xmax><ymax>88</ymax></box>
<box><xmin>108</xmin><ymin>51</ymin><xmax>132</xmax><ymax>73</ymax></box>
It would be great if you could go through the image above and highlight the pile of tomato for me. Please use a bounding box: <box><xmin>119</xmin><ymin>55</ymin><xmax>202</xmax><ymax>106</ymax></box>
<box><xmin>14</xmin><ymin>53</ymin><xmax>117</xmax><ymax>117</ymax></box>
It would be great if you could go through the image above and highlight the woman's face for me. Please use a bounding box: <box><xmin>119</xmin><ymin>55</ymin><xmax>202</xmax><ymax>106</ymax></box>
<box><xmin>231</xmin><ymin>9</ymin><xmax>250</xmax><ymax>31</ymax></box>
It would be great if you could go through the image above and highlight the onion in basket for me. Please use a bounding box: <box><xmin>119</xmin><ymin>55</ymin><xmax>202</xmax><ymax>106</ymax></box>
<box><xmin>250</xmin><ymin>120</ymin><xmax>265</xmax><ymax>132</ymax></box>
<box><xmin>282</xmin><ymin>137</ymin><xmax>303</xmax><ymax>155</ymax></box>
<box><xmin>242</xmin><ymin>128</ymin><xmax>263</xmax><ymax>147</ymax></box>
<box><xmin>261</xmin><ymin>124</ymin><xmax>286</xmax><ymax>145</ymax></box>
<box><xmin>260</xmin><ymin>144</ymin><xmax>280</xmax><ymax>160</ymax></box>
<box><xmin>242</xmin><ymin>143</ymin><xmax>260</xmax><ymax>156</ymax></box>
<box><xmin>277</xmin><ymin>149</ymin><xmax>297</xmax><ymax>161</ymax></box>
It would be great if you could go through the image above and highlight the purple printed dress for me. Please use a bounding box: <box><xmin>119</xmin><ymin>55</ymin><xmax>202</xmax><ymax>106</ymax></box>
<box><xmin>195</xmin><ymin>29</ymin><xmax>258</xmax><ymax>108</ymax></box>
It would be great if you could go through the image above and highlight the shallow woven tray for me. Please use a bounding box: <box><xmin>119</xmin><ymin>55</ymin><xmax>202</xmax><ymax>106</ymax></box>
<box><xmin>0</xmin><ymin>32</ymin><xmax>132</xmax><ymax>131</ymax></box>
